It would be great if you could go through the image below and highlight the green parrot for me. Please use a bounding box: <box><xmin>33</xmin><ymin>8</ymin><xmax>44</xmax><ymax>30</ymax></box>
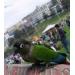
<box><xmin>14</xmin><ymin>39</ymin><xmax>69</xmax><ymax>65</ymax></box>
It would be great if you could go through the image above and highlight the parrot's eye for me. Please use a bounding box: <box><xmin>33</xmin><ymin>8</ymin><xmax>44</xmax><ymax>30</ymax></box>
<box><xmin>20</xmin><ymin>43</ymin><xmax>24</xmax><ymax>48</ymax></box>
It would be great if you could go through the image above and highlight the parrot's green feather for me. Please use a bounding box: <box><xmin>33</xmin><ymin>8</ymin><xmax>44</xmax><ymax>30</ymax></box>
<box><xmin>32</xmin><ymin>45</ymin><xmax>60</xmax><ymax>62</ymax></box>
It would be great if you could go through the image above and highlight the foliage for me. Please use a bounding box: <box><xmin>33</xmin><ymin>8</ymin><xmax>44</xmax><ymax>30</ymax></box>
<box><xmin>14</xmin><ymin>29</ymin><xmax>25</xmax><ymax>39</ymax></box>
<box><xmin>61</xmin><ymin>0</ymin><xmax>70</xmax><ymax>11</ymax></box>
<box><xmin>56</xmin><ymin>5</ymin><xmax>62</xmax><ymax>12</ymax></box>
<box><xmin>50</xmin><ymin>8</ymin><xmax>56</xmax><ymax>17</ymax></box>
<box><xmin>4</xmin><ymin>47</ymin><xmax>15</xmax><ymax>58</ymax></box>
<box><xmin>51</xmin><ymin>0</ymin><xmax>57</xmax><ymax>6</ymax></box>
<box><xmin>8</xmin><ymin>37</ymin><xmax>15</xmax><ymax>46</ymax></box>
<box><xmin>43</xmin><ymin>13</ymin><xmax>49</xmax><ymax>20</ymax></box>
<box><xmin>26</xmin><ymin>26</ymin><xmax>35</xmax><ymax>35</ymax></box>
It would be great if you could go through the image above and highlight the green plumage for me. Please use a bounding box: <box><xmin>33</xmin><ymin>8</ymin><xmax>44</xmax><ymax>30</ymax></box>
<box><xmin>31</xmin><ymin>45</ymin><xmax>60</xmax><ymax>62</ymax></box>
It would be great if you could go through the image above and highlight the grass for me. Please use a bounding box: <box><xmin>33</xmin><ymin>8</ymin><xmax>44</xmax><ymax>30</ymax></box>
<box><xmin>34</xmin><ymin>11</ymin><xmax>70</xmax><ymax>36</ymax></box>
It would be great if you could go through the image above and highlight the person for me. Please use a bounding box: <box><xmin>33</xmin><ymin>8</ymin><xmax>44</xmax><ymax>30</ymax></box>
<box><xmin>66</xmin><ymin>16</ymin><xmax>70</xmax><ymax>27</ymax></box>
<box><xmin>37</xmin><ymin>37</ymin><xmax>44</xmax><ymax>45</ymax></box>
<box><xmin>49</xmin><ymin>41</ymin><xmax>57</xmax><ymax>51</ymax></box>
<box><xmin>45</xmin><ymin>32</ymin><xmax>57</xmax><ymax>51</ymax></box>
<box><xmin>55</xmin><ymin>24</ymin><xmax>69</xmax><ymax>52</ymax></box>
<box><xmin>32</xmin><ymin>41</ymin><xmax>37</xmax><ymax>45</ymax></box>
<box><xmin>60</xmin><ymin>19</ymin><xmax>66</xmax><ymax>28</ymax></box>
<box><xmin>44</xmin><ymin>33</ymin><xmax>50</xmax><ymax>41</ymax></box>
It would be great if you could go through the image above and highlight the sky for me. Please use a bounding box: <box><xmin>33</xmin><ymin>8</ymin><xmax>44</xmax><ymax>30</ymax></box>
<box><xmin>4</xmin><ymin>0</ymin><xmax>50</xmax><ymax>32</ymax></box>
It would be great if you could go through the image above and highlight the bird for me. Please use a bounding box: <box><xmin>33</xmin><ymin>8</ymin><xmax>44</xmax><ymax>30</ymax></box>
<box><xmin>13</xmin><ymin>39</ymin><xmax>70</xmax><ymax>65</ymax></box>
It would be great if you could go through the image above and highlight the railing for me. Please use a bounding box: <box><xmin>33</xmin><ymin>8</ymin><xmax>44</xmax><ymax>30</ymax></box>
<box><xmin>4</xmin><ymin>64</ymin><xmax>70</xmax><ymax>75</ymax></box>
